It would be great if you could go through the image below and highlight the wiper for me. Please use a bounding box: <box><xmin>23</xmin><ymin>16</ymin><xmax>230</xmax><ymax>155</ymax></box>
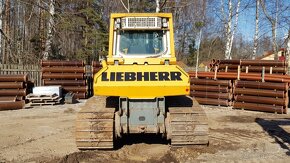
<box><xmin>145</xmin><ymin>55</ymin><xmax>161</xmax><ymax>58</ymax></box>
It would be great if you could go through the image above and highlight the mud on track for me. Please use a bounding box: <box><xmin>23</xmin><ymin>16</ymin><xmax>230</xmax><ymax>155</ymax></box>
<box><xmin>0</xmin><ymin>102</ymin><xmax>289</xmax><ymax>163</ymax></box>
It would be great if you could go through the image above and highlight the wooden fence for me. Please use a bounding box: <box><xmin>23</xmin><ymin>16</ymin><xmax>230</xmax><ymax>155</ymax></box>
<box><xmin>0</xmin><ymin>64</ymin><xmax>41</xmax><ymax>86</ymax></box>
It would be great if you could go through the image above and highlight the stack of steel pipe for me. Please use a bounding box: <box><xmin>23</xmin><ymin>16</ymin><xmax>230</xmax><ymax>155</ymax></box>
<box><xmin>41</xmin><ymin>60</ymin><xmax>87</xmax><ymax>99</ymax></box>
<box><xmin>233</xmin><ymin>80</ymin><xmax>288</xmax><ymax>114</ymax></box>
<box><xmin>210</xmin><ymin>59</ymin><xmax>287</xmax><ymax>74</ymax></box>
<box><xmin>188</xmin><ymin>71</ymin><xmax>290</xmax><ymax>83</ymax></box>
<box><xmin>0</xmin><ymin>74</ymin><xmax>27</xmax><ymax>110</ymax></box>
<box><xmin>190</xmin><ymin>78</ymin><xmax>233</xmax><ymax>106</ymax></box>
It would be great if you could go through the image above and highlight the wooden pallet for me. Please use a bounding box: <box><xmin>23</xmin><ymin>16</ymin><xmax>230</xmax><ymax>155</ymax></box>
<box><xmin>27</xmin><ymin>93</ymin><xmax>62</xmax><ymax>106</ymax></box>
<box><xmin>29</xmin><ymin>98</ymin><xmax>61</xmax><ymax>103</ymax></box>
<box><xmin>27</xmin><ymin>94</ymin><xmax>59</xmax><ymax>100</ymax></box>
<box><xmin>29</xmin><ymin>102</ymin><xmax>58</xmax><ymax>106</ymax></box>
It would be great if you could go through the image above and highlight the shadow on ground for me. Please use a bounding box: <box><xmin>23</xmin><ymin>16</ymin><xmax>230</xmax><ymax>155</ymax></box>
<box><xmin>256</xmin><ymin>118</ymin><xmax>290</xmax><ymax>155</ymax></box>
<box><xmin>115</xmin><ymin>134</ymin><xmax>169</xmax><ymax>149</ymax></box>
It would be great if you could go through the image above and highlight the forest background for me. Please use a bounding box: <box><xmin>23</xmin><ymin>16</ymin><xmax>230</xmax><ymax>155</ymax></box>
<box><xmin>0</xmin><ymin>0</ymin><xmax>289</xmax><ymax>65</ymax></box>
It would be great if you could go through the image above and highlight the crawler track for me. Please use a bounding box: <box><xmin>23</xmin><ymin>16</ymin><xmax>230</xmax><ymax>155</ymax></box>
<box><xmin>75</xmin><ymin>96</ymin><xmax>115</xmax><ymax>149</ymax></box>
<box><xmin>167</xmin><ymin>96</ymin><xmax>209</xmax><ymax>146</ymax></box>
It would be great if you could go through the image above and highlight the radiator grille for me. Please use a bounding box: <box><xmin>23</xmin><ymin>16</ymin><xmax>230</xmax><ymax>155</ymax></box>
<box><xmin>121</xmin><ymin>17</ymin><xmax>162</xmax><ymax>29</ymax></box>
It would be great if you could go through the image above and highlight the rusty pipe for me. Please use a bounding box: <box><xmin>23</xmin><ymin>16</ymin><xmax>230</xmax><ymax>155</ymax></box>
<box><xmin>215</xmin><ymin>59</ymin><xmax>220</xmax><ymax>65</ymax></box>
<box><xmin>62</xmin><ymin>86</ymin><xmax>88</xmax><ymax>92</ymax></box>
<box><xmin>218</xmin><ymin>69</ymin><xmax>238</xmax><ymax>72</ymax></box>
<box><xmin>188</xmin><ymin>72</ymin><xmax>237</xmax><ymax>80</ymax></box>
<box><xmin>241</xmin><ymin>66</ymin><xmax>286</xmax><ymax>73</ymax></box>
<box><xmin>191</xmin><ymin>91</ymin><xmax>232</xmax><ymax>100</ymax></box>
<box><xmin>190</xmin><ymin>78</ymin><xmax>231</xmax><ymax>87</ymax></box>
<box><xmin>188</xmin><ymin>72</ymin><xmax>290</xmax><ymax>83</ymax></box>
<box><xmin>43</xmin><ymin>80</ymin><xmax>86</xmax><ymax>86</ymax></box>
<box><xmin>217</xmin><ymin>59</ymin><xmax>286</xmax><ymax>67</ymax></box>
<box><xmin>41</xmin><ymin>60</ymin><xmax>84</xmax><ymax>67</ymax></box>
<box><xmin>189</xmin><ymin>71</ymin><xmax>284</xmax><ymax>77</ymax></box>
<box><xmin>235</xmin><ymin>81</ymin><xmax>287</xmax><ymax>90</ymax></box>
<box><xmin>16</xmin><ymin>96</ymin><xmax>24</xmax><ymax>101</ymax></box>
<box><xmin>0</xmin><ymin>96</ymin><xmax>23</xmax><ymax>101</ymax></box>
<box><xmin>220</xmin><ymin>67</ymin><xmax>286</xmax><ymax>74</ymax></box>
<box><xmin>235</xmin><ymin>95</ymin><xmax>286</xmax><ymax>106</ymax></box>
<box><xmin>92</xmin><ymin>67</ymin><xmax>101</xmax><ymax>74</ymax></box>
<box><xmin>92</xmin><ymin>61</ymin><xmax>101</xmax><ymax>67</ymax></box>
<box><xmin>218</xmin><ymin>59</ymin><xmax>240</xmax><ymax>64</ymax></box>
<box><xmin>0</xmin><ymin>101</ymin><xmax>25</xmax><ymax>111</ymax></box>
<box><xmin>218</xmin><ymin>64</ymin><xmax>240</xmax><ymax>69</ymax></box>
<box><xmin>233</xmin><ymin>102</ymin><xmax>284</xmax><ymax>114</ymax></box>
<box><xmin>239</xmin><ymin>76</ymin><xmax>284</xmax><ymax>83</ymax></box>
<box><xmin>74</xmin><ymin>92</ymin><xmax>86</xmax><ymax>99</ymax></box>
<box><xmin>195</xmin><ymin>97</ymin><xmax>229</xmax><ymax>106</ymax></box>
<box><xmin>0</xmin><ymin>96</ymin><xmax>16</xmax><ymax>102</ymax></box>
<box><xmin>190</xmin><ymin>85</ymin><xmax>229</xmax><ymax>93</ymax></box>
<box><xmin>265</xmin><ymin>73</ymin><xmax>290</xmax><ymax>80</ymax></box>
<box><xmin>194</xmin><ymin>74</ymin><xmax>236</xmax><ymax>80</ymax></box>
<box><xmin>0</xmin><ymin>74</ymin><xmax>28</xmax><ymax>82</ymax></box>
<box><xmin>240</xmin><ymin>60</ymin><xmax>286</xmax><ymax>67</ymax></box>
<box><xmin>42</xmin><ymin>73</ymin><xmax>84</xmax><ymax>79</ymax></box>
<box><xmin>0</xmin><ymin>82</ymin><xmax>24</xmax><ymax>89</ymax></box>
<box><xmin>234</xmin><ymin>88</ymin><xmax>285</xmax><ymax>98</ymax></box>
<box><xmin>41</xmin><ymin>67</ymin><xmax>85</xmax><ymax>73</ymax></box>
<box><xmin>0</xmin><ymin>89</ymin><xmax>26</xmax><ymax>96</ymax></box>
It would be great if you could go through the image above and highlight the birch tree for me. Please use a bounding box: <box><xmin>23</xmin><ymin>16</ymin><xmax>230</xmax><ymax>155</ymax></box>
<box><xmin>0</xmin><ymin>0</ymin><xmax>3</xmax><ymax>62</ymax></box>
<box><xmin>252</xmin><ymin>0</ymin><xmax>259</xmax><ymax>59</ymax></box>
<box><xmin>260</xmin><ymin>0</ymin><xmax>279</xmax><ymax>59</ymax></box>
<box><xmin>120</xmin><ymin>0</ymin><xmax>130</xmax><ymax>12</ymax></box>
<box><xmin>3</xmin><ymin>0</ymin><xmax>11</xmax><ymax>63</ymax></box>
<box><xmin>228</xmin><ymin>0</ymin><xmax>240</xmax><ymax>58</ymax></box>
<box><xmin>221</xmin><ymin>0</ymin><xmax>241</xmax><ymax>59</ymax></box>
<box><xmin>156</xmin><ymin>0</ymin><xmax>160</xmax><ymax>12</ymax></box>
<box><xmin>287</xmin><ymin>30</ymin><xmax>290</xmax><ymax>65</ymax></box>
<box><xmin>43</xmin><ymin>0</ymin><xmax>55</xmax><ymax>60</ymax></box>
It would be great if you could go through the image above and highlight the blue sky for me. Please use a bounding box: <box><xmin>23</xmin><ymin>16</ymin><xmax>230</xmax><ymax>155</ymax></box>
<box><xmin>238</xmin><ymin>0</ymin><xmax>290</xmax><ymax>42</ymax></box>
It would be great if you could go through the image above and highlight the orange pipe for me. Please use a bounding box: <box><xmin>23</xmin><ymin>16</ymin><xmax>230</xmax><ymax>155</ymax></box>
<box><xmin>190</xmin><ymin>85</ymin><xmax>229</xmax><ymax>93</ymax></box>
<box><xmin>42</xmin><ymin>67</ymin><xmax>85</xmax><ymax>73</ymax></box>
<box><xmin>234</xmin><ymin>88</ymin><xmax>285</xmax><ymax>98</ymax></box>
<box><xmin>41</xmin><ymin>60</ymin><xmax>84</xmax><ymax>67</ymax></box>
<box><xmin>233</xmin><ymin>102</ymin><xmax>284</xmax><ymax>114</ymax></box>
<box><xmin>0</xmin><ymin>74</ymin><xmax>28</xmax><ymax>82</ymax></box>
<box><xmin>0</xmin><ymin>101</ymin><xmax>25</xmax><ymax>111</ymax></box>
<box><xmin>42</xmin><ymin>73</ymin><xmax>84</xmax><ymax>79</ymax></box>
<box><xmin>195</xmin><ymin>97</ymin><xmax>229</xmax><ymax>106</ymax></box>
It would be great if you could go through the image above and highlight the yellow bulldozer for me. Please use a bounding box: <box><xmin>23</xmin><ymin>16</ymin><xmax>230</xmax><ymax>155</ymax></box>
<box><xmin>75</xmin><ymin>13</ymin><xmax>208</xmax><ymax>149</ymax></box>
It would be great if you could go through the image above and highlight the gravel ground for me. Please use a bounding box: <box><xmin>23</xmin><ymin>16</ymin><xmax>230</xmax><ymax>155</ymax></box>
<box><xmin>0</xmin><ymin>101</ymin><xmax>289</xmax><ymax>163</ymax></box>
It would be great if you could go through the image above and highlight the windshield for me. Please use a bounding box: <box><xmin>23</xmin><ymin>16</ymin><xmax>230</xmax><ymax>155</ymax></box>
<box><xmin>119</xmin><ymin>30</ymin><xmax>164</xmax><ymax>55</ymax></box>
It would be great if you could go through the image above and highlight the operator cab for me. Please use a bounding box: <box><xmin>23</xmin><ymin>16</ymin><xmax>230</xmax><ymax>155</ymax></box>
<box><xmin>107</xmin><ymin>14</ymin><xmax>176</xmax><ymax>65</ymax></box>
<box><xmin>118</xmin><ymin>30</ymin><xmax>166</xmax><ymax>58</ymax></box>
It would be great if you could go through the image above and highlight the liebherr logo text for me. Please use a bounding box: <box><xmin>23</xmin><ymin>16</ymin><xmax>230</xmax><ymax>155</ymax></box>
<box><xmin>101</xmin><ymin>72</ymin><xmax>182</xmax><ymax>81</ymax></box>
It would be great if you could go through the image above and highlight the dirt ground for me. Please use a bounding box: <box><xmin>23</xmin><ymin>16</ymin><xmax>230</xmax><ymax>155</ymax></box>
<box><xmin>0</xmin><ymin>101</ymin><xmax>289</xmax><ymax>163</ymax></box>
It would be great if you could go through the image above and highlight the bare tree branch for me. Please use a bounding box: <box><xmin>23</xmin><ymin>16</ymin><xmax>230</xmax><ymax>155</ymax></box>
<box><xmin>120</xmin><ymin>0</ymin><xmax>129</xmax><ymax>13</ymax></box>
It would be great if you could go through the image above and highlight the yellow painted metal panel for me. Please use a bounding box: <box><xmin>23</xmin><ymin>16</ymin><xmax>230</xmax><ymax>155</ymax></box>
<box><xmin>111</xmin><ymin>13</ymin><xmax>173</xmax><ymax>18</ymax></box>
<box><xmin>168</xmin><ymin>16</ymin><xmax>176</xmax><ymax>57</ymax></box>
<box><xmin>108</xmin><ymin>16</ymin><xmax>114</xmax><ymax>58</ymax></box>
<box><xmin>107</xmin><ymin>58</ymin><xmax>177</xmax><ymax>65</ymax></box>
<box><xmin>99</xmin><ymin>13</ymin><xmax>186</xmax><ymax>99</ymax></box>
<box><xmin>107</xmin><ymin>13</ymin><xmax>175</xmax><ymax>63</ymax></box>
<box><xmin>93</xmin><ymin>64</ymin><xmax>190</xmax><ymax>99</ymax></box>
<box><xmin>95</xmin><ymin>86</ymin><xmax>188</xmax><ymax>99</ymax></box>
